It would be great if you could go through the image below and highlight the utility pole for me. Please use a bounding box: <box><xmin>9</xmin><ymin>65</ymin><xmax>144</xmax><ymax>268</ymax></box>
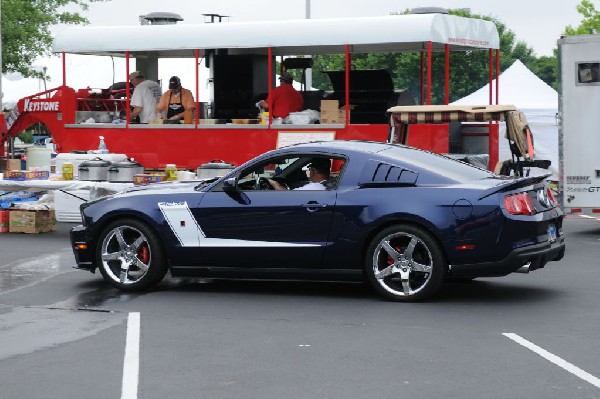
<box><xmin>305</xmin><ymin>0</ymin><xmax>312</xmax><ymax>90</ymax></box>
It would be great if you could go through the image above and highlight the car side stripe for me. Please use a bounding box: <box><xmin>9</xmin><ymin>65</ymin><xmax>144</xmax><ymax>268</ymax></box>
<box><xmin>159</xmin><ymin>201</ymin><xmax>204</xmax><ymax>247</ymax></box>
<box><xmin>159</xmin><ymin>201</ymin><xmax>321</xmax><ymax>248</ymax></box>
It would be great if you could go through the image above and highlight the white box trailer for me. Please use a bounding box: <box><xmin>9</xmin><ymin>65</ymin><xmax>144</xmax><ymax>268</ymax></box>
<box><xmin>558</xmin><ymin>35</ymin><xmax>600</xmax><ymax>215</ymax></box>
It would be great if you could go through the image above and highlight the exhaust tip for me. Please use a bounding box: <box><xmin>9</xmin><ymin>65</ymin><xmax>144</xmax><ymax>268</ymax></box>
<box><xmin>516</xmin><ymin>261</ymin><xmax>532</xmax><ymax>274</ymax></box>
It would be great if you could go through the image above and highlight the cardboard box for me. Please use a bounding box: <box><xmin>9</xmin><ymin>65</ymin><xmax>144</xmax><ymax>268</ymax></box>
<box><xmin>9</xmin><ymin>210</ymin><xmax>56</xmax><ymax>234</ymax></box>
<box><xmin>0</xmin><ymin>159</ymin><xmax>21</xmax><ymax>172</ymax></box>
<box><xmin>0</xmin><ymin>210</ymin><xmax>9</xmax><ymax>233</ymax></box>
<box><xmin>319</xmin><ymin>100</ymin><xmax>354</xmax><ymax>124</ymax></box>
<box><xmin>4</xmin><ymin>170</ymin><xmax>50</xmax><ymax>180</ymax></box>
<box><xmin>31</xmin><ymin>170</ymin><xmax>50</xmax><ymax>180</ymax></box>
<box><xmin>133</xmin><ymin>173</ymin><xmax>168</xmax><ymax>185</ymax></box>
<box><xmin>320</xmin><ymin>100</ymin><xmax>339</xmax><ymax>111</ymax></box>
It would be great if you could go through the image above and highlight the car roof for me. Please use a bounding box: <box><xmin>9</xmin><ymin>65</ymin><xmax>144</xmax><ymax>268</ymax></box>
<box><xmin>279</xmin><ymin>140</ymin><xmax>393</xmax><ymax>155</ymax></box>
<box><xmin>271</xmin><ymin>140</ymin><xmax>494</xmax><ymax>185</ymax></box>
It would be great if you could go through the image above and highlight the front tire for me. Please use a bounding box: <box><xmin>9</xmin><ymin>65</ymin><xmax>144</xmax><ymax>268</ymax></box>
<box><xmin>365</xmin><ymin>225</ymin><xmax>446</xmax><ymax>302</ymax></box>
<box><xmin>96</xmin><ymin>218</ymin><xmax>167</xmax><ymax>290</ymax></box>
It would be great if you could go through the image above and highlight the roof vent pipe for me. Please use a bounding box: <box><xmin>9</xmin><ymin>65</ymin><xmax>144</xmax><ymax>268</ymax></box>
<box><xmin>202</xmin><ymin>14</ymin><xmax>230</xmax><ymax>23</ymax></box>
<box><xmin>139</xmin><ymin>12</ymin><xmax>184</xmax><ymax>25</ymax></box>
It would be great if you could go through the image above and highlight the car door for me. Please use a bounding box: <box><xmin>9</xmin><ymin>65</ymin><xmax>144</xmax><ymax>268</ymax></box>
<box><xmin>192</xmin><ymin>156</ymin><xmax>338</xmax><ymax>269</ymax></box>
<box><xmin>193</xmin><ymin>189</ymin><xmax>336</xmax><ymax>268</ymax></box>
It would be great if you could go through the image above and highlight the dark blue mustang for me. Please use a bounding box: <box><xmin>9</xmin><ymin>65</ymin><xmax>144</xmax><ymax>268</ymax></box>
<box><xmin>70</xmin><ymin>141</ymin><xmax>565</xmax><ymax>301</ymax></box>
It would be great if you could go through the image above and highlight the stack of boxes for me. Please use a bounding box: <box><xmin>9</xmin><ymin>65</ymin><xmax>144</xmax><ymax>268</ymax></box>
<box><xmin>1</xmin><ymin>156</ymin><xmax>50</xmax><ymax>181</ymax></box>
<box><xmin>8</xmin><ymin>209</ymin><xmax>56</xmax><ymax>234</ymax></box>
<box><xmin>1</xmin><ymin>159</ymin><xmax>54</xmax><ymax>234</ymax></box>
<box><xmin>0</xmin><ymin>159</ymin><xmax>22</xmax><ymax>178</ymax></box>
<box><xmin>319</xmin><ymin>100</ymin><xmax>354</xmax><ymax>124</ymax></box>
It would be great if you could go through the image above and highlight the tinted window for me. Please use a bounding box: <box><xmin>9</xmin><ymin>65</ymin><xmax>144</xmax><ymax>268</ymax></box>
<box><xmin>380</xmin><ymin>146</ymin><xmax>493</xmax><ymax>182</ymax></box>
<box><xmin>236</xmin><ymin>155</ymin><xmax>346</xmax><ymax>190</ymax></box>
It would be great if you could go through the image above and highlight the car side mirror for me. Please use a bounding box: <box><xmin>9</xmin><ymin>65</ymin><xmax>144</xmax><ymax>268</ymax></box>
<box><xmin>223</xmin><ymin>177</ymin><xmax>237</xmax><ymax>192</ymax></box>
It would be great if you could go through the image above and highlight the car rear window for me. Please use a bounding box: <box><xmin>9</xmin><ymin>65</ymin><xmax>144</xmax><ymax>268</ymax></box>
<box><xmin>380</xmin><ymin>146</ymin><xmax>493</xmax><ymax>182</ymax></box>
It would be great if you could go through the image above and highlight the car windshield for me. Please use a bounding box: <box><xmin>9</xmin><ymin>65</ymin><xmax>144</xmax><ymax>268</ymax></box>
<box><xmin>381</xmin><ymin>146</ymin><xmax>493</xmax><ymax>182</ymax></box>
<box><xmin>238</xmin><ymin>157</ymin><xmax>301</xmax><ymax>183</ymax></box>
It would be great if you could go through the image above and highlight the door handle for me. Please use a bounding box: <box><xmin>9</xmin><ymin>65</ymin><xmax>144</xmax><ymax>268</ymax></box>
<box><xmin>302</xmin><ymin>202</ymin><xmax>327</xmax><ymax>212</ymax></box>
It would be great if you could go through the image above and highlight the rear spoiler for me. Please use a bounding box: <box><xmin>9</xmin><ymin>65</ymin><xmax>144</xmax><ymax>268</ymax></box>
<box><xmin>478</xmin><ymin>174</ymin><xmax>551</xmax><ymax>200</ymax></box>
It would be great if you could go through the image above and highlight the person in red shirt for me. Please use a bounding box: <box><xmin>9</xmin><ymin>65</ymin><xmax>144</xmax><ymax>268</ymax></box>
<box><xmin>257</xmin><ymin>72</ymin><xmax>303</xmax><ymax>119</ymax></box>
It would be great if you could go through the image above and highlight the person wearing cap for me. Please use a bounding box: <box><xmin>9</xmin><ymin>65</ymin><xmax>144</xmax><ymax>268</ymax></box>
<box><xmin>129</xmin><ymin>71</ymin><xmax>162</xmax><ymax>123</ymax></box>
<box><xmin>269</xmin><ymin>158</ymin><xmax>331</xmax><ymax>190</ymax></box>
<box><xmin>256</xmin><ymin>72</ymin><xmax>303</xmax><ymax>119</ymax></box>
<box><xmin>155</xmin><ymin>76</ymin><xmax>195</xmax><ymax>122</ymax></box>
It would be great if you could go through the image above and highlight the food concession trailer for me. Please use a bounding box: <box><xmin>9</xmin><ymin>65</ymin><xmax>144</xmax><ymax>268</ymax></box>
<box><xmin>1</xmin><ymin>11</ymin><xmax>502</xmax><ymax>170</ymax></box>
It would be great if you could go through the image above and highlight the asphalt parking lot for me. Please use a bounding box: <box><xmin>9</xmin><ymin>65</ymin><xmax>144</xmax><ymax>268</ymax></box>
<box><xmin>0</xmin><ymin>218</ymin><xmax>599</xmax><ymax>399</ymax></box>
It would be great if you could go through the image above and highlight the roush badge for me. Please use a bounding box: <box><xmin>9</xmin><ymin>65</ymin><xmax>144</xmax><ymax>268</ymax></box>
<box><xmin>158</xmin><ymin>201</ymin><xmax>186</xmax><ymax>207</ymax></box>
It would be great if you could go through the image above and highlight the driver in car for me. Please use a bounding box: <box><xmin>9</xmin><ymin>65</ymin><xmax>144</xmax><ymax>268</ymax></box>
<box><xmin>269</xmin><ymin>158</ymin><xmax>331</xmax><ymax>190</ymax></box>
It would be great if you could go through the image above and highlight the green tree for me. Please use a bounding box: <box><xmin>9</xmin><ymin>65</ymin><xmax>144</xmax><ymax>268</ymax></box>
<box><xmin>18</xmin><ymin>129</ymin><xmax>33</xmax><ymax>143</ymax></box>
<box><xmin>305</xmin><ymin>9</ymin><xmax>547</xmax><ymax>104</ymax></box>
<box><xmin>565</xmin><ymin>0</ymin><xmax>600</xmax><ymax>35</ymax></box>
<box><xmin>2</xmin><ymin>0</ymin><xmax>106</xmax><ymax>78</ymax></box>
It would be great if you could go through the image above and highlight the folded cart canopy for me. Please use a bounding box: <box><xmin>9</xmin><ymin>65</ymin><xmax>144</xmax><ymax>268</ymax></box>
<box><xmin>387</xmin><ymin>104</ymin><xmax>550</xmax><ymax>176</ymax></box>
<box><xmin>388</xmin><ymin>104</ymin><xmax>515</xmax><ymax>125</ymax></box>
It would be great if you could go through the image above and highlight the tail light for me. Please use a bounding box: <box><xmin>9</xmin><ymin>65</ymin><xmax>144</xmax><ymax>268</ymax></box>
<box><xmin>546</xmin><ymin>187</ymin><xmax>557</xmax><ymax>207</ymax></box>
<box><xmin>504</xmin><ymin>192</ymin><xmax>535</xmax><ymax>215</ymax></box>
<box><xmin>536</xmin><ymin>186</ymin><xmax>557</xmax><ymax>209</ymax></box>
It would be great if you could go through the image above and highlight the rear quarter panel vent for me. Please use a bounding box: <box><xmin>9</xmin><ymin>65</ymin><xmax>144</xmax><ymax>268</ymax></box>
<box><xmin>358</xmin><ymin>160</ymin><xmax>418</xmax><ymax>187</ymax></box>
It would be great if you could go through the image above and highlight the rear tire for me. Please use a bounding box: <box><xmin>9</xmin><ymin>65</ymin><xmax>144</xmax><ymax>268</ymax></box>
<box><xmin>96</xmin><ymin>218</ymin><xmax>167</xmax><ymax>290</ymax></box>
<box><xmin>365</xmin><ymin>224</ymin><xmax>446</xmax><ymax>302</ymax></box>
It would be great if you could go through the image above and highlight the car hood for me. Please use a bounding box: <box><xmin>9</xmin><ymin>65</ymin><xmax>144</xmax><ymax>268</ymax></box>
<box><xmin>109</xmin><ymin>180</ymin><xmax>211</xmax><ymax>199</ymax></box>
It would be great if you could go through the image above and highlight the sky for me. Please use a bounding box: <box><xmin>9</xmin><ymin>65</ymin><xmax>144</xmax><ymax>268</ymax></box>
<box><xmin>0</xmin><ymin>0</ymin><xmax>585</xmax><ymax>104</ymax></box>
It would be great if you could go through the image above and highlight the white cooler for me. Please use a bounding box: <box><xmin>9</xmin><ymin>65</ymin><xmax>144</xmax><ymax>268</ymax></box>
<box><xmin>54</xmin><ymin>189</ymin><xmax>91</xmax><ymax>222</ymax></box>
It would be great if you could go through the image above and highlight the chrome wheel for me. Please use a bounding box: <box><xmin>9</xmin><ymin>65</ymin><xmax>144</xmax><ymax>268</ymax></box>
<box><xmin>97</xmin><ymin>219</ymin><xmax>167</xmax><ymax>290</ymax></box>
<box><xmin>366</xmin><ymin>225</ymin><xmax>446</xmax><ymax>301</ymax></box>
<box><xmin>101</xmin><ymin>225</ymin><xmax>150</xmax><ymax>285</ymax></box>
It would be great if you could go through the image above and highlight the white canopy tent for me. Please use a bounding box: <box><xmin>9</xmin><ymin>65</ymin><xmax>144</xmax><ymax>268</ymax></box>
<box><xmin>451</xmin><ymin>60</ymin><xmax>559</xmax><ymax>179</ymax></box>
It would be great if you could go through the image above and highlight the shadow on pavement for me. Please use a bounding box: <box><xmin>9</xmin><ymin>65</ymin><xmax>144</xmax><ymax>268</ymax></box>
<box><xmin>436</xmin><ymin>279</ymin><xmax>559</xmax><ymax>304</ymax></box>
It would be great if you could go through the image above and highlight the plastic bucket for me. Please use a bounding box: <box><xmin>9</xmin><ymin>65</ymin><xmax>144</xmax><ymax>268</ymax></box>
<box><xmin>26</xmin><ymin>147</ymin><xmax>52</xmax><ymax>169</ymax></box>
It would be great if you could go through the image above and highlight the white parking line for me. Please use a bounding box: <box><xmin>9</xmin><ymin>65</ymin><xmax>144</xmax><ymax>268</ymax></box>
<box><xmin>121</xmin><ymin>312</ymin><xmax>140</xmax><ymax>399</ymax></box>
<box><xmin>503</xmin><ymin>333</ymin><xmax>600</xmax><ymax>388</ymax></box>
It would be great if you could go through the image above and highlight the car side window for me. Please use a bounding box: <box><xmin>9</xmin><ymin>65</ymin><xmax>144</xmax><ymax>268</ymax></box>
<box><xmin>234</xmin><ymin>155</ymin><xmax>346</xmax><ymax>191</ymax></box>
<box><xmin>326</xmin><ymin>158</ymin><xmax>345</xmax><ymax>189</ymax></box>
